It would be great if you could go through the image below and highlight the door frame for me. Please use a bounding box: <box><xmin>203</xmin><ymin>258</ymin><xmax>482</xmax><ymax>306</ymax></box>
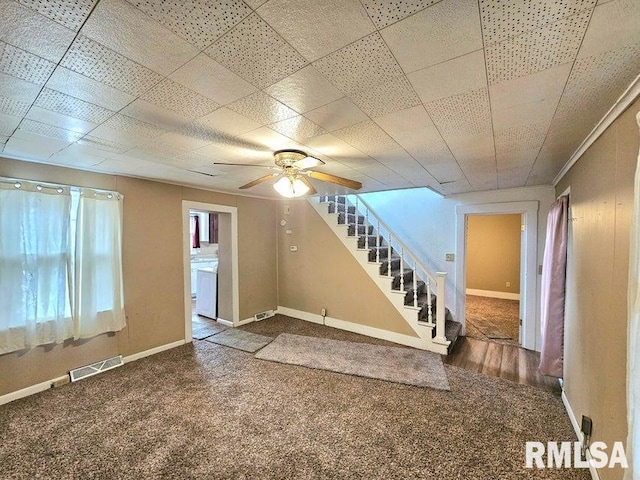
<box><xmin>182</xmin><ymin>200</ymin><xmax>239</xmax><ymax>343</ymax></box>
<box><xmin>455</xmin><ymin>201</ymin><xmax>539</xmax><ymax>350</ymax></box>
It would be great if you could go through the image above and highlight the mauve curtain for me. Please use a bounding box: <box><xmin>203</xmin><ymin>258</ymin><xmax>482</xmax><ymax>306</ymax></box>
<box><xmin>624</xmin><ymin>112</ymin><xmax>640</xmax><ymax>480</ymax></box>
<box><xmin>192</xmin><ymin>215</ymin><xmax>200</xmax><ymax>248</ymax></box>
<box><xmin>539</xmin><ymin>195</ymin><xmax>569</xmax><ymax>377</ymax></box>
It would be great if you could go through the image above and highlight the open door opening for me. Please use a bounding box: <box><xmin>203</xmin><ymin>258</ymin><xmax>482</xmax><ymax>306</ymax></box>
<box><xmin>464</xmin><ymin>213</ymin><xmax>523</xmax><ymax>346</ymax></box>
<box><xmin>182</xmin><ymin>201</ymin><xmax>239</xmax><ymax>343</ymax></box>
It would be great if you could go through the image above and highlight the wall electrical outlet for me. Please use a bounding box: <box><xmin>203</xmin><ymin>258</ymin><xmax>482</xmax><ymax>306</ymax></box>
<box><xmin>506</xmin><ymin>281</ymin><xmax>511</xmax><ymax>288</ymax></box>
<box><xmin>284</xmin><ymin>205</ymin><xmax>290</xmax><ymax>215</ymax></box>
<box><xmin>321</xmin><ymin>308</ymin><xmax>326</xmax><ymax>316</ymax></box>
<box><xmin>289</xmin><ymin>245</ymin><xmax>298</xmax><ymax>252</ymax></box>
<box><xmin>445</xmin><ymin>253</ymin><xmax>455</xmax><ymax>262</ymax></box>
<box><xmin>285</xmin><ymin>229</ymin><xmax>292</xmax><ymax>235</ymax></box>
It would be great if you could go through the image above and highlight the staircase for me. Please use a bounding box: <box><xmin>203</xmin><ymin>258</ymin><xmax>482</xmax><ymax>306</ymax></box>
<box><xmin>310</xmin><ymin>195</ymin><xmax>462</xmax><ymax>355</ymax></box>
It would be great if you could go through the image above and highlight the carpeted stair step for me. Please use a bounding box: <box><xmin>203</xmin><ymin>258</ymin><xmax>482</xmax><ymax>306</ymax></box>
<box><xmin>348</xmin><ymin>223</ymin><xmax>374</xmax><ymax>236</ymax></box>
<box><xmin>328</xmin><ymin>202</ymin><xmax>356</xmax><ymax>214</ymax></box>
<box><xmin>368</xmin><ymin>246</ymin><xmax>393</xmax><ymax>262</ymax></box>
<box><xmin>379</xmin><ymin>256</ymin><xmax>404</xmax><ymax>275</ymax></box>
<box><xmin>338</xmin><ymin>212</ymin><xmax>365</xmax><ymax>225</ymax></box>
<box><xmin>391</xmin><ymin>270</ymin><xmax>417</xmax><ymax>291</ymax></box>
<box><xmin>322</xmin><ymin>195</ymin><xmax>347</xmax><ymax>204</ymax></box>
<box><xmin>358</xmin><ymin>235</ymin><xmax>384</xmax><ymax>249</ymax></box>
<box><xmin>402</xmin><ymin>280</ymin><xmax>429</xmax><ymax>302</ymax></box>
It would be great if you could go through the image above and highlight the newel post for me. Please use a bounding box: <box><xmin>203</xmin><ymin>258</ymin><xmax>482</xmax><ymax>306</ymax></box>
<box><xmin>434</xmin><ymin>271</ymin><xmax>449</xmax><ymax>346</ymax></box>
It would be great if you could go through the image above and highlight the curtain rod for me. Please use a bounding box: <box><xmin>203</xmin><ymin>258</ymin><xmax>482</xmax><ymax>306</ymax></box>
<box><xmin>0</xmin><ymin>176</ymin><xmax>123</xmax><ymax>199</ymax></box>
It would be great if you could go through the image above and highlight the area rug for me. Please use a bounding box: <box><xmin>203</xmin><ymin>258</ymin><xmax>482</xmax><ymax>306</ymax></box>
<box><xmin>204</xmin><ymin>329</ymin><xmax>273</xmax><ymax>352</ymax></box>
<box><xmin>255</xmin><ymin>333</ymin><xmax>450</xmax><ymax>390</ymax></box>
<box><xmin>192</xmin><ymin>318</ymin><xmax>228</xmax><ymax>340</ymax></box>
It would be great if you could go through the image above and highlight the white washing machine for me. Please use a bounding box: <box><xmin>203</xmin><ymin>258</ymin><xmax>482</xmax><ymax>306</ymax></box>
<box><xmin>195</xmin><ymin>266</ymin><xmax>217</xmax><ymax>319</ymax></box>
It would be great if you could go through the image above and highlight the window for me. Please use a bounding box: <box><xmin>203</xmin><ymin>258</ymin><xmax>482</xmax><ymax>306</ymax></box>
<box><xmin>0</xmin><ymin>179</ymin><xmax>126</xmax><ymax>355</ymax></box>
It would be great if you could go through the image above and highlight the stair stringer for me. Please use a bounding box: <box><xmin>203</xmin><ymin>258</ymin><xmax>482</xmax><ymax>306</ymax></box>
<box><xmin>309</xmin><ymin>197</ymin><xmax>448</xmax><ymax>354</ymax></box>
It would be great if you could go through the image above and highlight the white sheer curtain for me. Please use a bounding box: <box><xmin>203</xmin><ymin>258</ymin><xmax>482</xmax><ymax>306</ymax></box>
<box><xmin>625</xmin><ymin>112</ymin><xmax>640</xmax><ymax>480</ymax></box>
<box><xmin>72</xmin><ymin>190</ymin><xmax>125</xmax><ymax>339</ymax></box>
<box><xmin>0</xmin><ymin>184</ymin><xmax>73</xmax><ymax>354</ymax></box>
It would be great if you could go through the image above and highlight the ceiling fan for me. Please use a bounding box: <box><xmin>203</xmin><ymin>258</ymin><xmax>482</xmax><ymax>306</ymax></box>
<box><xmin>212</xmin><ymin>149</ymin><xmax>363</xmax><ymax>198</ymax></box>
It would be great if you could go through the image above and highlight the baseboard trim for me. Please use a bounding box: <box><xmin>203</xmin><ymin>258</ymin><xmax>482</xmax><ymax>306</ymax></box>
<box><xmin>123</xmin><ymin>339</ymin><xmax>185</xmax><ymax>364</ymax></box>
<box><xmin>216</xmin><ymin>317</ymin><xmax>234</xmax><ymax>327</ymax></box>
<box><xmin>276</xmin><ymin>306</ymin><xmax>426</xmax><ymax>349</ymax></box>
<box><xmin>466</xmin><ymin>288</ymin><xmax>520</xmax><ymax>300</ymax></box>
<box><xmin>236</xmin><ymin>317</ymin><xmax>255</xmax><ymax>326</ymax></box>
<box><xmin>561</xmin><ymin>390</ymin><xmax>600</xmax><ymax>480</ymax></box>
<box><xmin>0</xmin><ymin>339</ymin><xmax>187</xmax><ymax>406</ymax></box>
<box><xmin>0</xmin><ymin>375</ymin><xmax>70</xmax><ymax>406</ymax></box>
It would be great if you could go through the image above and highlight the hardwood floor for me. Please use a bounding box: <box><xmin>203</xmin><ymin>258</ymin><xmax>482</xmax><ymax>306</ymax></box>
<box><xmin>443</xmin><ymin>337</ymin><xmax>561</xmax><ymax>394</ymax></box>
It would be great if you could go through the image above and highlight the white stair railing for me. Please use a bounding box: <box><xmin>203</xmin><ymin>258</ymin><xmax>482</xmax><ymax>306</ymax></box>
<box><xmin>341</xmin><ymin>194</ymin><xmax>449</xmax><ymax>346</ymax></box>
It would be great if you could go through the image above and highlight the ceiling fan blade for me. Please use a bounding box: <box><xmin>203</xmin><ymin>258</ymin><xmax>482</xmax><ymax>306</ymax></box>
<box><xmin>239</xmin><ymin>173</ymin><xmax>281</xmax><ymax>189</ymax></box>
<box><xmin>306</xmin><ymin>170</ymin><xmax>362</xmax><ymax>190</ymax></box>
<box><xmin>187</xmin><ymin>169</ymin><xmax>218</xmax><ymax>177</ymax></box>
<box><xmin>292</xmin><ymin>156</ymin><xmax>325</xmax><ymax>170</ymax></box>
<box><xmin>298</xmin><ymin>175</ymin><xmax>317</xmax><ymax>195</ymax></box>
<box><xmin>213</xmin><ymin>162</ymin><xmax>275</xmax><ymax>169</ymax></box>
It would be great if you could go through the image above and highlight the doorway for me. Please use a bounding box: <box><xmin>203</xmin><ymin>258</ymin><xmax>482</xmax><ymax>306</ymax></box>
<box><xmin>455</xmin><ymin>201</ymin><xmax>539</xmax><ymax>351</ymax></box>
<box><xmin>182</xmin><ymin>201</ymin><xmax>239</xmax><ymax>343</ymax></box>
<box><xmin>464</xmin><ymin>213</ymin><xmax>523</xmax><ymax>346</ymax></box>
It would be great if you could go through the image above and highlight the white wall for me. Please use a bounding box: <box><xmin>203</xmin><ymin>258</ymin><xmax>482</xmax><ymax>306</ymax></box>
<box><xmin>359</xmin><ymin>185</ymin><xmax>556</xmax><ymax>349</ymax></box>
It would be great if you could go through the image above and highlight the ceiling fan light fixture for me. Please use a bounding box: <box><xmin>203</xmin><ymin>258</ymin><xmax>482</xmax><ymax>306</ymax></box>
<box><xmin>273</xmin><ymin>176</ymin><xmax>309</xmax><ymax>198</ymax></box>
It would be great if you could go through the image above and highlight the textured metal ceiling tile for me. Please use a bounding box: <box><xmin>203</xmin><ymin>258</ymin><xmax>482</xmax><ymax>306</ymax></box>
<box><xmin>578</xmin><ymin>0</ymin><xmax>640</xmax><ymax>58</ymax></box>
<box><xmin>424</xmin><ymin>88</ymin><xmax>492</xmax><ymax>137</ymax></box>
<box><xmin>494</xmin><ymin>123</ymin><xmax>547</xmax><ymax>152</ymax></box>
<box><xmin>0</xmin><ymin>113</ymin><xmax>22</xmax><ymax>136</ymax></box>
<box><xmin>256</xmin><ymin>0</ymin><xmax>375</xmax><ymax>62</ymax></box>
<box><xmin>408</xmin><ymin>50</ymin><xmax>487</xmax><ymax>104</ymax></box>
<box><xmin>0</xmin><ymin>42</ymin><xmax>56</xmax><ymax>85</ymax></box>
<box><xmin>332</xmin><ymin>120</ymin><xmax>398</xmax><ymax>155</ymax></box>
<box><xmin>264</xmin><ymin>66</ymin><xmax>344</xmax><ymax>114</ymax></box>
<box><xmin>61</xmin><ymin>35</ymin><xmax>163</xmax><ymax>96</ymax></box>
<box><xmin>269</xmin><ymin>116</ymin><xmax>326</xmax><ymax>142</ymax></box>
<box><xmin>45</xmin><ymin>67</ymin><xmax>136</xmax><ymax>111</ymax></box>
<box><xmin>0</xmin><ymin>97</ymin><xmax>31</xmax><ymax>117</ymax></box>
<box><xmin>304</xmin><ymin>97</ymin><xmax>369</xmax><ymax>132</ymax></box>
<box><xmin>35</xmin><ymin>88</ymin><xmax>114</xmax><ymax>124</ymax></box>
<box><xmin>19</xmin><ymin>118</ymin><xmax>83</xmax><ymax>142</ymax></box>
<box><xmin>207</xmin><ymin>13</ymin><xmax>307</xmax><ymax>89</ymax></box>
<box><xmin>227</xmin><ymin>91</ymin><xmax>298</xmax><ymax>126</ymax></box>
<box><xmin>0</xmin><ymin>1</ymin><xmax>76</xmax><ymax>62</ymax></box>
<box><xmin>81</xmin><ymin>0</ymin><xmax>199</xmax><ymax>76</ymax></box>
<box><xmin>381</xmin><ymin>0</ymin><xmax>482</xmax><ymax>73</ymax></box>
<box><xmin>486</xmin><ymin>11</ymin><xmax>591</xmax><ymax>85</ymax></box>
<box><xmin>479</xmin><ymin>0</ymin><xmax>596</xmax><ymax>45</ymax></box>
<box><xmin>127</xmin><ymin>0</ymin><xmax>251</xmax><ymax>49</ymax></box>
<box><xmin>360</xmin><ymin>0</ymin><xmax>439</xmax><ymax>28</ymax></box>
<box><xmin>551</xmin><ymin>42</ymin><xmax>640</xmax><ymax>132</ymax></box>
<box><xmin>141</xmin><ymin>79</ymin><xmax>220</xmax><ymax>120</ymax></box>
<box><xmin>94</xmin><ymin>114</ymin><xmax>167</xmax><ymax>142</ymax></box>
<box><xmin>169</xmin><ymin>53</ymin><xmax>256</xmax><ymax>105</ymax></box>
<box><xmin>77</xmin><ymin>135</ymin><xmax>133</xmax><ymax>153</ymax></box>
<box><xmin>350</xmin><ymin>75</ymin><xmax>421</xmax><ymax>118</ymax></box>
<box><xmin>313</xmin><ymin>33</ymin><xmax>403</xmax><ymax>95</ymax></box>
<box><xmin>17</xmin><ymin>0</ymin><xmax>98</xmax><ymax>31</ymax></box>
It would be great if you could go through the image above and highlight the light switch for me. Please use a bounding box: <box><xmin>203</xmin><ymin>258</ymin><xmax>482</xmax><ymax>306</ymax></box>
<box><xmin>445</xmin><ymin>253</ymin><xmax>455</xmax><ymax>262</ymax></box>
<box><xmin>290</xmin><ymin>245</ymin><xmax>298</xmax><ymax>252</ymax></box>
<box><xmin>285</xmin><ymin>229</ymin><xmax>292</xmax><ymax>235</ymax></box>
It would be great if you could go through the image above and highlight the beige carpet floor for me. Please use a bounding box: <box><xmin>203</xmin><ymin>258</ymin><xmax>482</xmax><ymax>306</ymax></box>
<box><xmin>466</xmin><ymin>295</ymin><xmax>521</xmax><ymax>346</ymax></box>
<box><xmin>0</xmin><ymin>316</ymin><xmax>588</xmax><ymax>479</ymax></box>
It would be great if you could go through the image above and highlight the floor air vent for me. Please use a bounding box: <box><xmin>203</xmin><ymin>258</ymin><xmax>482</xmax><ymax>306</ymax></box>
<box><xmin>70</xmin><ymin>356</ymin><xmax>123</xmax><ymax>382</ymax></box>
<box><xmin>254</xmin><ymin>310</ymin><xmax>275</xmax><ymax>321</ymax></box>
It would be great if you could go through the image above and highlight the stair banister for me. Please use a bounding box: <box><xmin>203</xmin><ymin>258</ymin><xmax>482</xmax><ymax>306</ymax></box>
<box><xmin>433</xmin><ymin>272</ymin><xmax>448</xmax><ymax>345</ymax></box>
<box><xmin>348</xmin><ymin>195</ymin><xmax>438</xmax><ymax>286</ymax></box>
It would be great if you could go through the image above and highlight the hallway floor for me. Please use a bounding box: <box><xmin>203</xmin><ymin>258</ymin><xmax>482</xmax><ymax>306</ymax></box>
<box><xmin>465</xmin><ymin>295</ymin><xmax>520</xmax><ymax>346</ymax></box>
<box><xmin>443</xmin><ymin>336</ymin><xmax>560</xmax><ymax>394</ymax></box>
